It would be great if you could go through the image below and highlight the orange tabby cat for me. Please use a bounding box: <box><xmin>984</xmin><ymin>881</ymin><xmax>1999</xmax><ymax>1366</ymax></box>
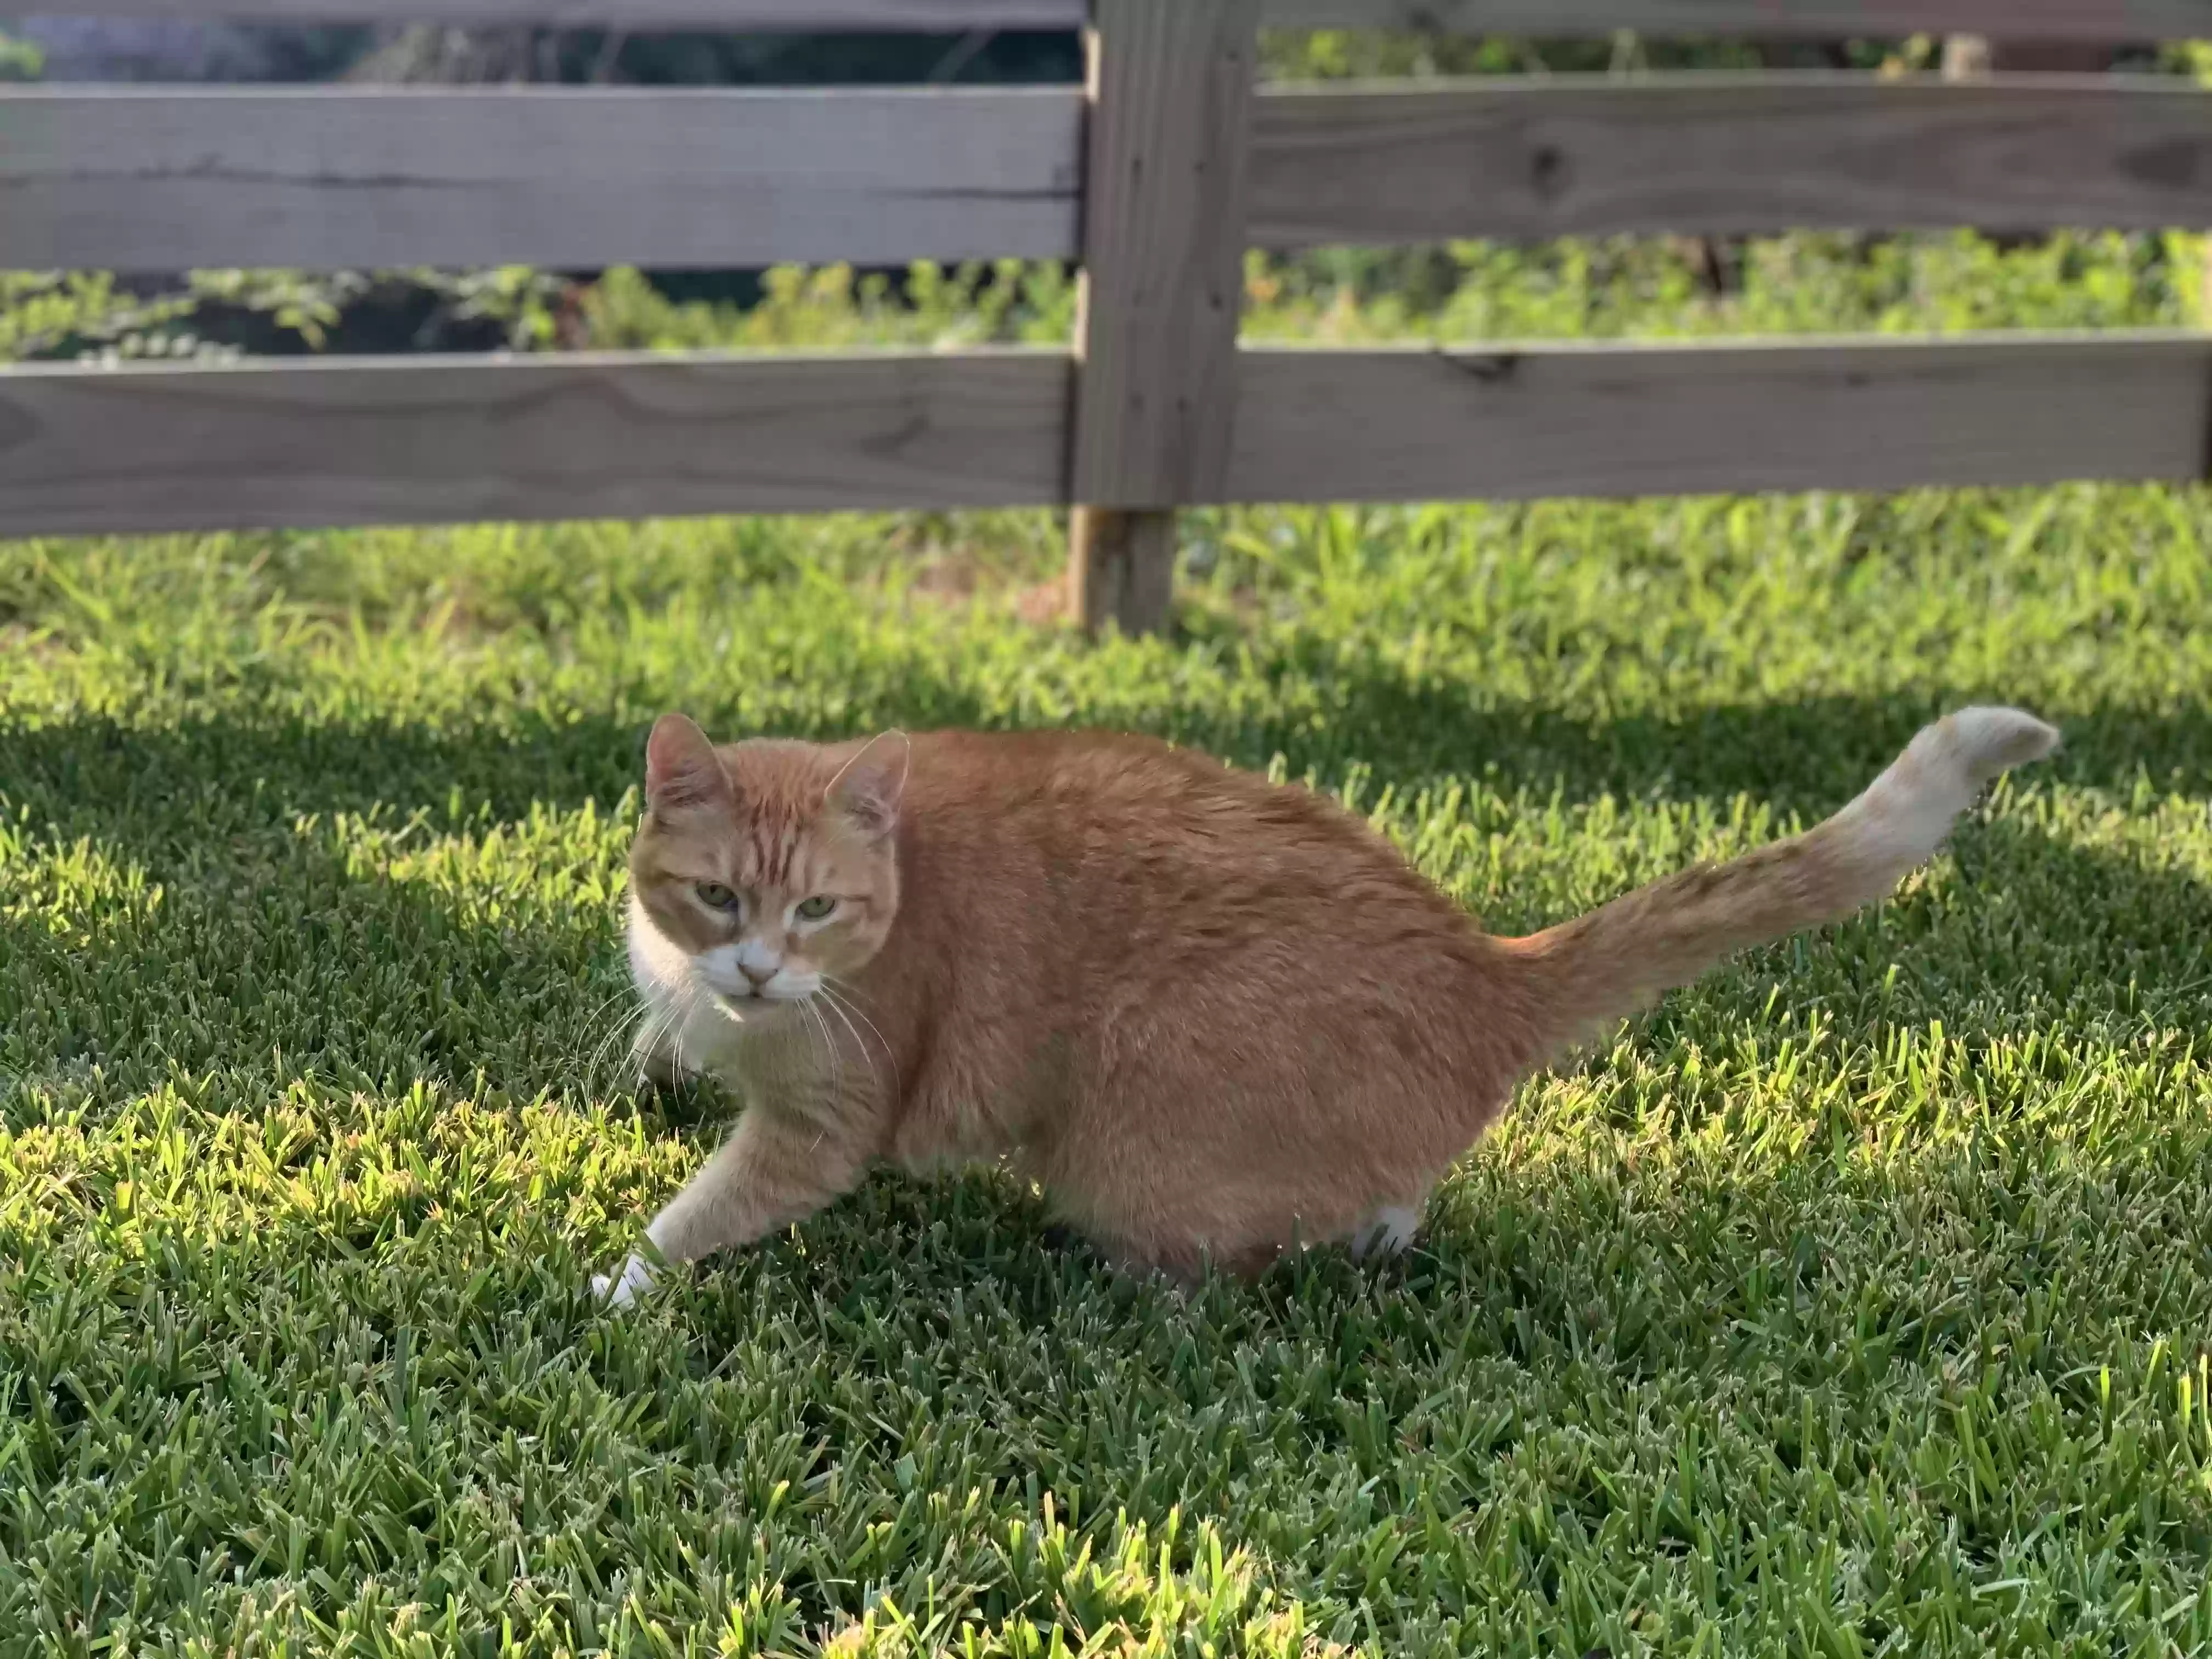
<box><xmin>596</xmin><ymin>707</ymin><xmax>2056</xmax><ymax>1304</ymax></box>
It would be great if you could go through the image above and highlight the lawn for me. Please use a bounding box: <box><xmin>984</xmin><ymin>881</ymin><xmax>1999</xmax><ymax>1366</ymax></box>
<box><xmin>4</xmin><ymin>240</ymin><xmax>2212</xmax><ymax>1656</ymax></box>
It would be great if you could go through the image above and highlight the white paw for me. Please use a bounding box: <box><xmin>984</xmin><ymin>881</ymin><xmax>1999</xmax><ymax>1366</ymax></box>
<box><xmin>1349</xmin><ymin>1204</ymin><xmax>1422</xmax><ymax>1261</ymax></box>
<box><xmin>592</xmin><ymin>1252</ymin><xmax>658</xmax><ymax>1309</ymax></box>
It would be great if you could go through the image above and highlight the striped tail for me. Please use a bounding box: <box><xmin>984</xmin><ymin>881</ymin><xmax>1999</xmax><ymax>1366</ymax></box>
<box><xmin>1505</xmin><ymin>707</ymin><xmax>2059</xmax><ymax>1049</ymax></box>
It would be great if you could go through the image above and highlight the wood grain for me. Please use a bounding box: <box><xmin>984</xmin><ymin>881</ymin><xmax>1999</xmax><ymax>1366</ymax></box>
<box><xmin>1065</xmin><ymin>0</ymin><xmax>1260</xmax><ymax>633</ymax></box>
<box><xmin>1224</xmin><ymin>334</ymin><xmax>2212</xmax><ymax>505</ymax></box>
<box><xmin>0</xmin><ymin>350</ymin><xmax>1072</xmax><ymax>538</ymax></box>
<box><xmin>0</xmin><ymin>86</ymin><xmax>1082</xmax><ymax>273</ymax></box>
<box><xmin>1069</xmin><ymin>508</ymin><xmax>1179</xmax><ymax>636</ymax></box>
<box><xmin>47</xmin><ymin>1</ymin><xmax>1082</xmax><ymax>26</ymax></box>
<box><xmin>1249</xmin><ymin>75</ymin><xmax>2212</xmax><ymax>247</ymax></box>
<box><xmin>1260</xmin><ymin>1</ymin><xmax>2212</xmax><ymax>42</ymax></box>
<box><xmin>1069</xmin><ymin>0</ymin><xmax>1259</xmax><ymax>508</ymax></box>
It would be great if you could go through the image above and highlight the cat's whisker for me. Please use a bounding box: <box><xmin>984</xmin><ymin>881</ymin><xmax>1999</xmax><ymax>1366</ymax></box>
<box><xmin>836</xmin><ymin>997</ymin><xmax>898</xmax><ymax>1099</ymax></box>
<box><xmin>810</xmin><ymin>990</ymin><xmax>868</xmax><ymax>1100</ymax></box>
<box><xmin>614</xmin><ymin>1001</ymin><xmax>680</xmax><ymax>1091</ymax></box>
<box><xmin>816</xmin><ymin>985</ymin><xmax>890</xmax><ymax>1101</ymax></box>
<box><xmin>821</xmin><ymin>977</ymin><xmax>899</xmax><ymax>1093</ymax></box>
<box><xmin>569</xmin><ymin>984</ymin><xmax>633</xmax><ymax>1058</ymax></box>
<box><xmin>804</xmin><ymin>995</ymin><xmax>845</xmax><ymax>1103</ymax></box>
<box><xmin>579</xmin><ymin>995</ymin><xmax>651</xmax><ymax>1095</ymax></box>
<box><xmin>820</xmin><ymin>971</ymin><xmax>881</xmax><ymax>1017</ymax></box>
<box><xmin>614</xmin><ymin>977</ymin><xmax>701</xmax><ymax>1096</ymax></box>
<box><xmin>665</xmin><ymin>978</ymin><xmax>722</xmax><ymax>1081</ymax></box>
<box><xmin>570</xmin><ymin>981</ymin><xmax>637</xmax><ymax>1064</ymax></box>
<box><xmin>591</xmin><ymin>999</ymin><xmax>656</xmax><ymax>1081</ymax></box>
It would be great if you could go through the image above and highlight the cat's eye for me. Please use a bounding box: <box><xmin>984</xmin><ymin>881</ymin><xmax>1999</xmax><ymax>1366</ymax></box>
<box><xmin>794</xmin><ymin>895</ymin><xmax>838</xmax><ymax>922</ymax></box>
<box><xmin>695</xmin><ymin>882</ymin><xmax>741</xmax><ymax>913</ymax></box>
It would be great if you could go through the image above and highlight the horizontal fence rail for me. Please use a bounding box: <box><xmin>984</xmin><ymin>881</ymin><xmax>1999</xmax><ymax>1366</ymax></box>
<box><xmin>0</xmin><ymin>350</ymin><xmax>1073</xmax><ymax>536</ymax></box>
<box><xmin>50</xmin><ymin>0</ymin><xmax>2212</xmax><ymax>38</ymax></box>
<box><xmin>0</xmin><ymin>87</ymin><xmax>1084</xmax><ymax>272</ymax></box>
<box><xmin>1226</xmin><ymin>334</ymin><xmax>2212</xmax><ymax>502</ymax></box>
<box><xmin>5</xmin><ymin>335</ymin><xmax>2206</xmax><ymax>539</ymax></box>
<box><xmin>15</xmin><ymin>76</ymin><xmax>2212</xmax><ymax>273</ymax></box>
<box><xmin>1248</xmin><ymin>75</ymin><xmax>2212</xmax><ymax>247</ymax></box>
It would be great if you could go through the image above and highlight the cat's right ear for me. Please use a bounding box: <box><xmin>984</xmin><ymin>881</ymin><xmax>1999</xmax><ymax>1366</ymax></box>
<box><xmin>645</xmin><ymin>713</ymin><xmax>730</xmax><ymax>815</ymax></box>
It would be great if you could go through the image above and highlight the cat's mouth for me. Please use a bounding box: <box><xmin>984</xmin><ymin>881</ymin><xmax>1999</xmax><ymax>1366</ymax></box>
<box><xmin>711</xmin><ymin>986</ymin><xmax>810</xmax><ymax>1016</ymax></box>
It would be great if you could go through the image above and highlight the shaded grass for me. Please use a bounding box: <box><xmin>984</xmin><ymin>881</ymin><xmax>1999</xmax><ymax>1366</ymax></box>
<box><xmin>3</xmin><ymin>475</ymin><xmax>2210</xmax><ymax>1656</ymax></box>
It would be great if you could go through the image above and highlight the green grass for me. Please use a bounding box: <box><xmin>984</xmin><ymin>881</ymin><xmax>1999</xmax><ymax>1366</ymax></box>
<box><xmin>5</xmin><ymin>228</ymin><xmax>2212</xmax><ymax>1655</ymax></box>
<box><xmin>3</xmin><ymin>484</ymin><xmax>2210</xmax><ymax>1657</ymax></box>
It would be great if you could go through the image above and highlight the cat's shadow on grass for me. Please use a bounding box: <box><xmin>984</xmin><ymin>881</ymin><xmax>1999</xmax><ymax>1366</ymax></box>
<box><xmin>596</xmin><ymin>1094</ymin><xmax>2212</xmax><ymax>1454</ymax></box>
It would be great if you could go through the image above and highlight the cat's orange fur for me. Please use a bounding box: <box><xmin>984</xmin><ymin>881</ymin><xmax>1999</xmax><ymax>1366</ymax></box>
<box><xmin>597</xmin><ymin>707</ymin><xmax>2056</xmax><ymax>1304</ymax></box>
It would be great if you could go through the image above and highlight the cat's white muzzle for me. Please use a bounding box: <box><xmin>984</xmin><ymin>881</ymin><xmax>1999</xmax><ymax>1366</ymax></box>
<box><xmin>697</xmin><ymin>941</ymin><xmax>820</xmax><ymax>1003</ymax></box>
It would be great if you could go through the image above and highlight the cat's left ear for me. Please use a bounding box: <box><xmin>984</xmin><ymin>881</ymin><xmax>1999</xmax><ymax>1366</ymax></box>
<box><xmin>826</xmin><ymin>731</ymin><xmax>910</xmax><ymax>840</ymax></box>
<box><xmin>645</xmin><ymin>713</ymin><xmax>730</xmax><ymax>815</ymax></box>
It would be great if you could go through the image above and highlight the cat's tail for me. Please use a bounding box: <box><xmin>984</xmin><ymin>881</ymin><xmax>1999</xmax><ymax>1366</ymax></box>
<box><xmin>1501</xmin><ymin>707</ymin><xmax>2058</xmax><ymax>1056</ymax></box>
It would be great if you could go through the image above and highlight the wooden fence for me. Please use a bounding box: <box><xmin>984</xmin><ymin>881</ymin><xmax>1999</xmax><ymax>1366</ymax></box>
<box><xmin>6</xmin><ymin>1</ymin><xmax>2212</xmax><ymax>631</ymax></box>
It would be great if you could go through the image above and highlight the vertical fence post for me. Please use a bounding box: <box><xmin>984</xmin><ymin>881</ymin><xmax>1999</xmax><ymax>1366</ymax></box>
<box><xmin>1065</xmin><ymin>0</ymin><xmax>1260</xmax><ymax>635</ymax></box>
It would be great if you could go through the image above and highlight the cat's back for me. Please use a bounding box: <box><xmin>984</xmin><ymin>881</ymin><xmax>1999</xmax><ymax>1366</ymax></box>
<box><xmin>909</xmin><ymin>727</ymin><xmax>1251</xmax><ymax>820</ymax></box>
<box><xmin>902</xmin><ymin>728</ymin><xmax>1434</xmax><ymax>906</ymax></box>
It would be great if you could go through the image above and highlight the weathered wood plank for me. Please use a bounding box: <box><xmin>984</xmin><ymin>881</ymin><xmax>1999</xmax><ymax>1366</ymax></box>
<box><xmin>0</xmin><ymin>87</ymin><xmax>1082</xmax><ymax>274</ymax></box>
<box><xmin>1224</xmin><ymin>335</ymin><xmax>2212</xmax><ymax>505</ymax></box>
<box><xmin>0</xmin><ymin>350</ymin><xmax>1072</xmax><ymax>538</ymax></box>
<box><xmin>1261</xmin><ymin>1</ymin><xmax>2212</xmax><ymax>42</ymax></box>
<box><xmin>46</xmin><ymin>1</ymin><xmax>1082</xmax><ymax>26</ymax></box>
<box><xmin>1066</xmin><ymin>0</ymin><xmax>1260</xmax><ymax>633</ymax></box>
<box><xmin>1249</xmin><ymin>75</ymin><xmax>2212</xmax><ymax>249</ymax></box>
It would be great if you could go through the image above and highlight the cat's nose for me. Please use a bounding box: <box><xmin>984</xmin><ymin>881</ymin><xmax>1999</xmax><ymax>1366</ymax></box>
<box><xmin>739</xmin><ymin>962</ymin><xmax>776</xmax><ymax>990</ymax></box>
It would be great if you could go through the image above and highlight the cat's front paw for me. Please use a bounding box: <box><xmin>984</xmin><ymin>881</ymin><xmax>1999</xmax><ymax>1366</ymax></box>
<box><xmin>592</xmin><ymin>1252</ymin><xmax>659</xmax><ymax>1310</ymax></box>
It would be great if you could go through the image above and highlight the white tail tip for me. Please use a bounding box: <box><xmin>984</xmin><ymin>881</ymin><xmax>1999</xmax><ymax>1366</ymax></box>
<box><xmin>1940</xmin><ymin>706</ymin><xmax>2062</xmax><ymax>782</ymax></box>
<box><xmin>1831</xmin><ymin>706</ymin><xmax>2057</xmax><ymax>880</ymax></box>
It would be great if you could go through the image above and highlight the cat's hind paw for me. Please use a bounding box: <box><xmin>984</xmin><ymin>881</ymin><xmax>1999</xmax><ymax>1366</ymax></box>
<box><xmin>592</xmin><ymin>1252</ymin><xmax>659</xmax><ymax>1310</ymax></box>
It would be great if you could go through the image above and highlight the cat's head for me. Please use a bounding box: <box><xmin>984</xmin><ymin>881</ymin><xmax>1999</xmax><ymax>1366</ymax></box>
<box><xmin>628</xmin><ymin>714</ymin><xmax>906</xmax><ymax>1012</ymax></box>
